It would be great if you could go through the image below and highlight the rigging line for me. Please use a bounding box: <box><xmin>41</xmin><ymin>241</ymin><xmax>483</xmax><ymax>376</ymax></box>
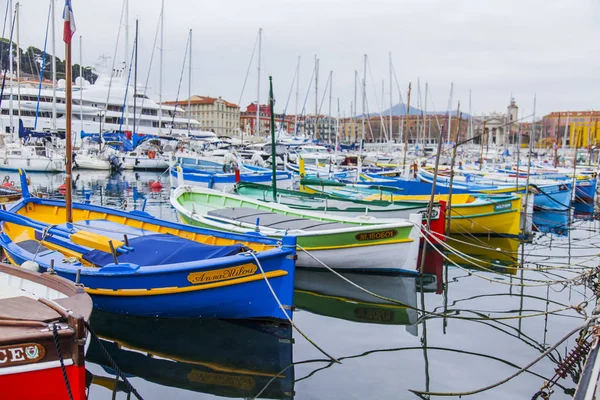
<box><xmin>365</xmin><ymin>58</ymin><xmax>388</xmax><ymax>141</ymax></box>
<box><xmin>420</xmin><ymin>225</ymin><xmax>592</xmax><ymax>287</ymax></box>
<box><xmin>237</xmin><ymin>31</ymin><xmax>259</xmax><ymax>107</ymax></box>
<box><xmin>296</xmin><ymin>66</ymin><xmax>315</xmax><ymax>135</ymax></box>
<box><xmin>295</xmin><ymin>244</ymin><xmax>580</xmax><ymax>321</ymax></box>
<box><xmin>274</xmin><ymin>61</ymin><xmax>300</xmax><ymax>141</ymax></box>
<box><xmin>136</xmin><ymin>8</ymin><xmax>162</xmax><ymax>128</ymax></box>
<box><xmin>34</xmin><ymin>1</ymin><xmax>52</xmax><ymax>130</ymax></box>
<box><xmin>409</xmin><ymin>319</ymin><xmax>599</xmax><ymax>397</ymax></box>
<box><xmin>102</xmin><ymin>0</ymin><xmax>127</xmax><ymax>134</ymax></box>
<box><xmin>0</xmin><ymin>3</ymin><xmax>16</xmax><ymax>111</ymax></box>
<box><xmin>118</xmin><ymin>44</ymin><xmax>136</xmax><ymax>133</ymax></box>
<box><xmin>168</xmin><ymin>33</ymin><xmax>191</xmax><ymax>136</ymax></box>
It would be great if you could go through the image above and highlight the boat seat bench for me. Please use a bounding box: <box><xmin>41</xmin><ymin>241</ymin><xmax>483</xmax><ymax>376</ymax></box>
<box><xmin>207</xmin><ymin>207</ymin><xmax>349</xmax><ymax>231</ymax></box>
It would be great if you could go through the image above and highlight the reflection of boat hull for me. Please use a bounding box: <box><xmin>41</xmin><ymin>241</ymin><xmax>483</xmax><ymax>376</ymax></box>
<box><xmin>294</xmin><ymin>269</ymin><xmax>418</xmax><ymax>327</ymax></box>
<box><xmin>86</xmin><ymin>312</ymin><xmax>294</xmax><ymax>399</ymax></box>
<box><xmin>445</xmin><ymin>235</ymin><xmax>519</xmax><ymax>274</ymax></box>
<box><xmin>533</xmin><ymin>210</ymin><xmax>570</xmax><ymax>236</ymax></box>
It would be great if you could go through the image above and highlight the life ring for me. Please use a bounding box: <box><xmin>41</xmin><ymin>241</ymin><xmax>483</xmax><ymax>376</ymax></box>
<box><xmin>147</xmin><ymin>150</ymin><xmax>156</xmax><ymax>159</ymax></box>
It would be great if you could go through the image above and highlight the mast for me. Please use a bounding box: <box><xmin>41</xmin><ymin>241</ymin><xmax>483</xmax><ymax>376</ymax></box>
<box><xmin>468</xmin><ymin>89</ymin><xmax>472</xmax><ymax>141</ymax></box>
<box><xmin>256</xmin><ymin>27</ymin><xmax>262</xmax><ymax>136</ymax></box>
<box><xmin>294</xmin><ymin>56</ymin><xmax>299</xmax><ymax>132</ymax></box>
<box><xmin>78</xmin><ymin>35</ymin><xmax>82</xmax><ymax>137</ymax></box>
<box><xmin>328</xmin><ymin>70</ymin><xmax>332</xmax><ymax>144</ymax></box>
<box><xmin>51</xmin><ymin>0</ymin><xmax>56</xmax><ymax>131</ymax></box>
<box><xmin>424</xmin><ymin>82</ymin><xmax>429</xmax><ymax>143</ymax></box>
<box><xmin>133</xmin><ymin>19</ymin><xmax>138</xmax><ymax>137</ymax></box>
<box><xmin>402</xmin><ymin>82</ymin><xmax>412</xmax><ymax>173</ymax></box>
<box><xmin>123</xmin><ymin>0</ymin><xmax>129</xmax><ymax>130</ymax></box>
<box><xmin>361</xmin><ymin>54</ymin><xmax>366</xmax><ymax>143</ymax></box>
<box><xmin>187</xmin><ymin>29</ymin><xmax>191</xmax><ymax>135</ymax></box>
<box><xmin>446</xmin><ymin>82</ymin><xmax>454</xmax><ymax>145</ymax></box>
<box><xmin>314</xmin><ymin>55</ymin><xmax>318</xmax><ymax>140</ymax></box>
<box><xmin>389</xmin><ymin>53</ymin><xmax>393</xmax><ymax>144</ymax></box>
<box><xmin>353</xmin><ymin>69</ymin><xmax>357</xmax><ymax>143</ymax></box>
<box><xmin>15</xmin><ymin>1</ymin><xmax>19</xmax><ymax>122</ymax></box>
<box><xmin>158</xmin><ymin>0</ymin><xmax>164</xmax><ymax>132</ymax></box>
<box><xmin>268</xmin><ymin>76</ymin><xmax>276</xmax><ymax>199</ymax></box>
<box><xmin>8</xmin><ymin>0</ymin><xmax>13</xmax><ymax>135</ymax></box>
<box><xmin>64</xmin><ymin>0</ymin><xmax>76</xmax><ymax>223</ymax></box>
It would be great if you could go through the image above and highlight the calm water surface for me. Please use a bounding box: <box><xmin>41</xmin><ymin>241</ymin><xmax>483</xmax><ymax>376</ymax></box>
<box><xmin>15</xmin><ymin>170</ymin><xmax>599</xmax><ymax>399</ymax></box>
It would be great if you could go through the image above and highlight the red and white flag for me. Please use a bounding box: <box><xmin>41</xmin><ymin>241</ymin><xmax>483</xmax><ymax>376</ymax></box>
<box><xmin>63</xmin><ymin>0</ymin><xmax>76</xmax><ymax>44</ymax></box>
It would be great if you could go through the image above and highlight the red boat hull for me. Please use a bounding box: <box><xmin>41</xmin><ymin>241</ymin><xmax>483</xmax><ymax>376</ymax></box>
<box><xmin>0</xmin><ymin>364</ymin><xmax>86</xmax><ymax>400</ymax></box>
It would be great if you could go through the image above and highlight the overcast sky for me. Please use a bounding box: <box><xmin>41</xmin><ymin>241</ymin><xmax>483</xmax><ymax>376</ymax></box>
<box><xmin>13</xmin><ymin>0</ymin><xmax>600</xmax><ymax>119</ymax></box>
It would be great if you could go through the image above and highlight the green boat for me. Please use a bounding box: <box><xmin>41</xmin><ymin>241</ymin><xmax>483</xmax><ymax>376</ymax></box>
<box><xmin>171</xmin><ymin>185</ymin><xmax>422</xmax><ymax>273</ymax></box>
<box><xmin>234</xmin><ymin>181</ymin><xmax>443</xmax><ymax>221</ymax></box>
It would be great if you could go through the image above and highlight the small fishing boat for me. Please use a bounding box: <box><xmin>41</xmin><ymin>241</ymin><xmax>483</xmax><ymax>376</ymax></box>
<box><xmin>171</xmin><ymin>185</ymin><xmax>423</xmax><ymax>273</ymax></box>
<box><xmin>0</xmin><ymin>262</ymin><xmax>92</xmax><ymax>400</ymax></box>
<box><xmin>294</xmin><ymin>269</ymin><xmax>418</xmax><ymax>331</ymax></box>
<box><xmin>170</xmin><ymin>164</ymin><xmax>294</xmax><ymax>191</ymax></box>
<box><xmin>234</xmin><ymin>181</ymin><xmax>444</xmax><ymax>222</ymax></box>
<box><xmin>86</xmin><ymin>311</ymin><xmax>294</xmax><ymax>399</ymax></box>
<box><xmin>302</xmin><ymin>182</ymin><xmax>524</xmax><ymax>237</ymax></box>
<box><xmin>0</xmin><ymin>170</ymin><xmax>296</xmax><ymax>321</ymax></box>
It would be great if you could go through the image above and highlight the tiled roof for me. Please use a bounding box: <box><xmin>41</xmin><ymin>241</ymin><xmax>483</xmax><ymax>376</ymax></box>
<box><xmin>163</xmin><ymin>95</ymin><xmax>239</xmax><ymax>108</ymax></box>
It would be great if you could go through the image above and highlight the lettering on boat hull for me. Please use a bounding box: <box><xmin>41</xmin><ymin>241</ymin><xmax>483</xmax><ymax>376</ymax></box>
<box><xmin>187</xmin><ymin>264</ymin><xmax>258</xmax><ymax>284</ymax></box>
<box><xmin>355</xmin><ymin>230</ymin><xmax>398</xmax><ymax>242</ymax></box>
<box><xmin>0</xmin><ymin>343</ymin><xmax>46</xmax><ymax>367</ymax></box>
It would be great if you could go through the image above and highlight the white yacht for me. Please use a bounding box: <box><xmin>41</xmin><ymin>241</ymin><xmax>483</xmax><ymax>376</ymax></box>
<box><xmin>0</xmin><ymin>69</ymin><xmax>216</xmax><ymax>141</ymax></box>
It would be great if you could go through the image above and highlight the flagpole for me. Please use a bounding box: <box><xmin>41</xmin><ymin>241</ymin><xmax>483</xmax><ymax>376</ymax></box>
<box><xmin>64</xmin><ymin>1</ymin><xmax>74</xmax><ymax>223</ymax></box>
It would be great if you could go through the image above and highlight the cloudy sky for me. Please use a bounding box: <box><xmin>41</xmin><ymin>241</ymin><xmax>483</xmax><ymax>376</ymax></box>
<box><xmin>13</xmin><ymin>0</ymin><xmax>600</xmax><ymax>119</ymax></box>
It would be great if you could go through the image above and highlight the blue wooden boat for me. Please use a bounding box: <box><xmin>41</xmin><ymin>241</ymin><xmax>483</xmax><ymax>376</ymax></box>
<box><xmin>0</xmin><ymin>170</ymin><xmax>297</xmax><ymax>320</ymax></box>
<box><xmin>170</xmin><ymin>164</ymin><xmax>294</xmax><ymax>191</ymax></box>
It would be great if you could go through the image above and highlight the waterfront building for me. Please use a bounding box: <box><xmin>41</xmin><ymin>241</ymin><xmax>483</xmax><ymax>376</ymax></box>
<box><xmin>473</xmin><ymin>99</ymin><xmax>519</xmax><ymax>147</ymax></box>
<box><xmin>240</xmin><ymin>103</ymin><xmax>296</xmax><ymax>136</ymax></box>
<box><xmin>542</xmin><ymin>111</ymin><xmax>600</xmax><ymax>148</ymax></box>
<box><xmin>164</xmin><ymin>96</ymin><xmax>240</xmax><ymax>136</ymax></box>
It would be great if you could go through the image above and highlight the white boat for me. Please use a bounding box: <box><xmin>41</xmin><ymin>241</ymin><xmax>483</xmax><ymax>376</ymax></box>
<box><xmin>0</xmin><ymin>140</ymin><xmax>64</xmax><ymax>172</ymax></box>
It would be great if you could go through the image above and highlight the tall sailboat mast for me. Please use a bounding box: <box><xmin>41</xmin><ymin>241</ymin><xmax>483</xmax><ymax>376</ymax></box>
<box><xmin>388</xmin><ymin>53</ymin><xmax>392</xmax><ymax>143</ymax></box>
<box><xmin>133</xmin><ymin>19</ymin><xmax>138</xmax><ymax>137</ymax></box>
<box><xmin>353</xmin><ymin>70</ymin><xmax>357</xmax><ymax>143</ymax></box>
<box><xmin>51</xmin><ymin>0</ymin><xmax>56</xmax><ymax>131</ymax></box>
<box><xmin>328</xmin><ymin>71</ymin><xmax>332</xmax><ymax>144</ymax></box>
<box><xmin>187</xmin><ymin>29</ymin><xmax>192</xmax><ymax>135</ymax></box>
<box><xmin>255</xmin><ymin>27</ymin><xmax>262</xmax><ymax>136</ymax></box>
<box><xmin>314</xmin><ymin>55</ymin><xmax>318</xmax><ymax>140</ymax></box>
<box><xmin>123</xmin><ymin>0</ymin><xmax>129</xmax><ymax>130</ymax></box>
<box><xmin>294</xmin><ymin>56</ymin><xmax>299</xmax><ymax>133</ymax></box>
<box><xmin>8</xmin><ymin>0</ymin><xmax>13</xmax><ymax>135</ymax></box>
<box><xmin>78</xmin><ymin>35</ymin><xmax>82</xmax><ymax>139</ymax></box>
<box><xmin>158</xmin><ymin>0</ymin><xmax>164</xmax><ymax>133</ymax></box>
<box><xmin>361</xmin><ymin>54</ymin><xmax>366</xmax><ymax>143</ymax></box>
<box><xmin>15</xmin><ymin>1</ymin><xmax>19</xmax><ymax>123</ymax></box>
<box><xmin>64</xmin><ymin>0</ymin><xmax>76</xmax><ymax>223</ymax></box>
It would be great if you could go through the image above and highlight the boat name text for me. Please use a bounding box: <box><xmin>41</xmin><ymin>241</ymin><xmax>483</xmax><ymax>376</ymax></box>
<box><xmin>187</xmin><ymin>263</ymin><xmax>258</xmax><ymax>284</ymax></box>
<box><xmin>355</xmin><ymin>230</ymin><xmax>398</xmax><ymax>241</ymax></box>
<box><xmin>0</xmin><ymin>343</ymin><xmax>45</xmax><ymax>367</ymax></box>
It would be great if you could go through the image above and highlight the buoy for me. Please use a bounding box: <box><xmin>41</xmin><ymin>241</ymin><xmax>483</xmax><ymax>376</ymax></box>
<box><xmin>21</xmin><ymin>260</ymin><xmax>40</xmax><ymax>272</ymax></box>
<box><xmin>234</xmin><ymin>168</ymin><xmax>241</xmax><ymax>183</ymax></box>
<box><xmin>151</xmin><ymin>180</ymin><xmax>163</xmax><ymax>191</ymax></box>
<box><xmin>58</xmin><ymin>183</ymin><xmax>67</xmax><ymax>193</ymax></box>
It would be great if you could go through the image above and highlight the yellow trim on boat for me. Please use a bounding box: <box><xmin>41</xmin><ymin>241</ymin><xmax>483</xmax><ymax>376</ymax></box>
<box><xmin>85</xmin><ymin>270</ymin><xmax>288</xmax><ymax>296</ymax></box>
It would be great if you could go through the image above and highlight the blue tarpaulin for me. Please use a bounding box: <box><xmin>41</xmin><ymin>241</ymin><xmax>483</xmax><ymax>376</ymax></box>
<box><xmin>82</xmin><ymin>233</ymin><xmax>245</xmax><ymax>267</ymax></box>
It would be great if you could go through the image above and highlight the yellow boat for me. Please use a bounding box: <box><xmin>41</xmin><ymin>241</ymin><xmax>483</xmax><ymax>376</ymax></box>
<box><xmin>375</xmin><ymin>193</ymin><xmax>523</xmax><ymax>237</ymax></box>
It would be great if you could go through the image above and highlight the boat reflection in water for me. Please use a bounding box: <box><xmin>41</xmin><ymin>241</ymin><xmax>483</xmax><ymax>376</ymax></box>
<box><xmin>86</xmin><ymin>311</ymin><xmax>294</xmax><ymax>399</ymax></box>
<box><xmin>294</xmin><ymin>269</ymin><xmax>419</xmax><ymax>334</ymax></box>
<box><xmin>573</xmin><ymin>202</ymin><xmax>596</xmax><ymax>221</ymax></box>
<box><xmin>533</xmin><ymin>209</ymin><xmax>570</xmax><ymax>236</ymax></box>
<box><xmin>444</xmin><ymin>235</ymin><xmax>519</xmax><ymax>275</ymax></box>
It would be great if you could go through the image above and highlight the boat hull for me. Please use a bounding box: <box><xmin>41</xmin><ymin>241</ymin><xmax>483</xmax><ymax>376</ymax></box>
<box><xmin>0</xmin><ymin>364</ymin><xmax>87</xmax><ymax>400</ymax></box>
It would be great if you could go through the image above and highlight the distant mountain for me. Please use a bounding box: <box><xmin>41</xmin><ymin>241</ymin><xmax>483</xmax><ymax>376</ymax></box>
<box><xmin>365</xmin><ymin>103</ymin><xmax>470</xmax><ymax>118</ymax></box>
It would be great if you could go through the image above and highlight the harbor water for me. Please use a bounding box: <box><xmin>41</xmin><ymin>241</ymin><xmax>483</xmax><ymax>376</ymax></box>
<box><xmin>17</xmin><ymin>170</ymin><xmax>598</xmax><ymax>400</ymax></box>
